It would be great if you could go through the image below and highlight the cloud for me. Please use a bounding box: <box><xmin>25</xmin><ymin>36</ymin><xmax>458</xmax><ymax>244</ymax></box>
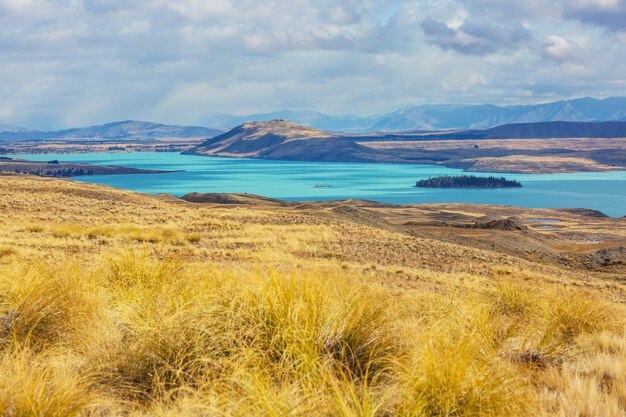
<box><xmin>0</xmin><ymin>0</ymin><xmax>626</xmax><ymax>129</ymax></box>
<box><xmin>421</xmin><ymin>18</ymin><xmax>532</xmax><ymax>55</ymax></box>
<box><xmin>541</xmin><ymin>36</ymin><xmax>587</xmax><ymax>63</ymax></box>
<box><xmin>563</xmin><ymin>0</ymin><xmax>626</xmax><ymax>32</ymax></box>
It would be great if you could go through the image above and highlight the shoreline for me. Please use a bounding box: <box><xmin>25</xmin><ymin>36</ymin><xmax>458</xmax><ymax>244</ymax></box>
<box><xmin>4</xmin><ymin>145</ymin><xmax>626</xmax><ymax>175</ymax></box>
<box><xmin>4</xmin><ymin>152</ymin><xmax>625</xmax><ymax>218</ymax></box>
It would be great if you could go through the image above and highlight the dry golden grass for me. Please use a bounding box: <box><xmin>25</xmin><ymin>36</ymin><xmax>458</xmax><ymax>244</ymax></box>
<box><xmin>460</xmin><ymin>155</ymin><xmax>616</xmax><ymax>173</ymax></box>
<box><xmin>364</xmin><ymin>137</ymin><xmax>626</xmax><ymax>152</ymax></box>
<box><xmin>0</xmin><ymin>174</ymin><xmax>625</xmax><ymax>416</ymax></box>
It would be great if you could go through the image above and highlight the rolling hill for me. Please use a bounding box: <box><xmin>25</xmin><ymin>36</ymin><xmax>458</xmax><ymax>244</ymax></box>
<box><xmin>0</xmin><ymin>120</ymin><xmax>223</xmax><ymax>142</ymax></box>
<box><xmin>203</xmin><ymin>110</ymin><xmax>378</xmax><ymax>133</ymax></box>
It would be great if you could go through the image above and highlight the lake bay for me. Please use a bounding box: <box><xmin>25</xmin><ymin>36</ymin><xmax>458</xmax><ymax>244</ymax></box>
<box><xmin>11</xmin><ymin>152</ymin><xmax>626</xmax><ymax>217</ymax></box>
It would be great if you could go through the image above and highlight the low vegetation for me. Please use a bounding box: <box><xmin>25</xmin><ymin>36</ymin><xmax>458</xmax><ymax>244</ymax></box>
<box><xmin>416</xmin><ymin>175</ymin><xmax>522</xmax><ymax>189</ymax></box>
<box><xmin>0</xmin><ymin>158</ymin><xmax>171</xmax><ymax>177</ymax></box>
<box><xmin>0</xmin><ymin>174</ymin><xmax>624</xmax><ymax>416</ymax></box>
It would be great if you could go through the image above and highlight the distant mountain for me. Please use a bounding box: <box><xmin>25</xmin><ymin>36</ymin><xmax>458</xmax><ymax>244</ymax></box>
<box><xmin>47</xmin><ymin>121</ymin><xmax>224</xmax><ymax>140</ymax></box>
<box><xmin>0</xmin><ymin>121</ymin><xmax>223</xmax><ymax>142</ymax></box>
<box><xmin>4</xmin><ymin>96</ymin><xmax>626</xmax><ymax>140</ymax></box>
<box><xmin>400</xmin><ymin>121</ymin><xmax>626</xmax><ymax>140</ymax></box>
<box><xmin>371</xmin><ymin>97</ymin><xmax>626</xmax><ymax>132</ymax></box>
<box><xmin>0</xmin><ymin>123</ymin><xmax>29</xmax><ymax>133</ymax></box>
<box><xmin>184</xmin><ymin>120</ymin><xmax>386</xmax><ymax>162</ymax></box>
<box><xmin>202</xmin><ymin>97</ymin><xmax>626</xmax><ymax>132</ymax></box>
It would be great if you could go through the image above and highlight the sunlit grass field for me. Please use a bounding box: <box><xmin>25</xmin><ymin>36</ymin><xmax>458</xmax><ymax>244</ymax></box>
<box><xmin>0</xmin><ymin>174</ymin><xmax>624</xmax><ymax>416</ymax></box>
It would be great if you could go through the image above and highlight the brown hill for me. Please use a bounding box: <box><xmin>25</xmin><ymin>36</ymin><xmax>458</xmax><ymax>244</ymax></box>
<box><xmin>185</xmin><ymin>119</ymin><xmax>626</xmax><ymax>173</ymax></box>
<box><xmin>181</xmin><ymin>192</ymin><xmax>289</xmax><ymax>206</ymax></box>
<box><xmin>184</xmin><ymin>120</ymin><xmax>390</xmax><ymax>162</ymax></box>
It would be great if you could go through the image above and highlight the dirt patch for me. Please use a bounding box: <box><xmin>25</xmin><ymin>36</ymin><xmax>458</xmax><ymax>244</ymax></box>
<box><xmin>462</xmin><ymin>218</ymin><xmax>528</xmax><ymax>231</ymax></box>
<box><xmin>584</xmin><ymin>246</ymin><xmax>626</xmax><ymax>268</ymax></box>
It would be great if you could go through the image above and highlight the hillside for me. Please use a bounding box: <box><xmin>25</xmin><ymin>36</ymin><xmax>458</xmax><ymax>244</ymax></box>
<box><xmin>185</xmin><ymin>120</ymin><xmax>389</xmax><ymax>162</ymax></box>
<box><xmin>204</xmin><ymin>110</ymin><xmax>379</xmax><ymax>132</ymax></box>
<box><xmin>453</xmin><ymin>155</ymin><xmax>619</xmax><ymax>174</ymax></box>
<box><xmin>415</xmin><ymin>121</ymin><xmax>626</xmax><ymax>140</ymax></box>
<box><xmin>0</xmin><ymin>175</ymin><xmax>624</xmax><ymax>416</ymax></box>
<box><xmin>0</xmin><ymin>120</ymin><xmax>223</xmax><ymax>142</ymax></box>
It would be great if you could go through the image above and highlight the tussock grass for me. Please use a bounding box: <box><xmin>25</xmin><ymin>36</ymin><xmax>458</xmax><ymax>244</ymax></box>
<box><xmin>31</xmin><ymin>223</ymin><xmax>200</xmax><ymax>245</ymax></box>
<box><xmin>0</xmin><ymin>264</ymin><xmax>101</xmax><ymax>351</ymax></box>
<box><xmin>0</xmin><ymin>176</ymin><xmax>625</xmax><ymax>415</ymax></box>
<box><xmin>0</xmin><ymin>252</ymin><xmax>621</xmax><ymax>415</ymax></box>
<box><xmin>0</xmin><ymin>348</ymin><xmax>94</xmax><ymax>417</ymax></box>
<box><xmin>0</xmin><ymin>245</ymin><xmax>16</xmax><ymax>259</ymax></box>
<box><xmin>92</xmin><ymin>254</ymin><xmax>400</xmax><ymax>405</ymax></box>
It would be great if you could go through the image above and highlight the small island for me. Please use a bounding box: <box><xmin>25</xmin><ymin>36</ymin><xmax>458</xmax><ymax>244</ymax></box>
<box><xmin>415</xmin><ymin>175</ymin><xmax>522</xmax><ymax>189</ymax></box>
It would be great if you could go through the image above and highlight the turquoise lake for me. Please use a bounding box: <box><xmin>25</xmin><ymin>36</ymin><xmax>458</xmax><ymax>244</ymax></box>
<box><xmin>10</xmin><ymin>152</ymin><xmax>626</xmax><ymax>217</ymax></box>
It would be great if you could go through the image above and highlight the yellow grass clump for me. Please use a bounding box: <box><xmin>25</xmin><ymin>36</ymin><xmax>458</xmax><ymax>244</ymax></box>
<box><xmin>0</xmin><ymin>175</ymin><xmax>624</xmax><ymax>416</ymax></box>
<box><xmin>0</xmin><ymin>251</ymin><xmax>622</xmax><ymax>416</ymax></box>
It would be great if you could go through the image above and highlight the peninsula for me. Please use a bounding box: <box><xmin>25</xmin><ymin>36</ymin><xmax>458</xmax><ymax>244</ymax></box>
<box><xmin>0</xmin><ymin>157</ymin><xmax>175</xmax><ymax>177</ymax></box>
<box><xmin>184</xmin><ymin>120</ymin><xmax>626</xmax><ymax>174</ymax></box>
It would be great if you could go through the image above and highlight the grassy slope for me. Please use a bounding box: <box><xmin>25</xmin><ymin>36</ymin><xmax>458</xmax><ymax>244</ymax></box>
<box><xmin>0</xmin><ymin>174</ymin><xmax>625</xmax><ymax>416</ymax></box>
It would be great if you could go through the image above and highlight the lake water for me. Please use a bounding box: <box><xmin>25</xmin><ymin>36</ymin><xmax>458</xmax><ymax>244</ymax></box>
<box><xmin>10</xmin><ymin>152</ymin><xmax>626</xmax><ymax>217</ymax></box>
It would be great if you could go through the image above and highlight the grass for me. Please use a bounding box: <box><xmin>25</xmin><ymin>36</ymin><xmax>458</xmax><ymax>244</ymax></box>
<box><xmin>0</xmin><ymin>245</ymin><xmax>15</xmax><ymax>259</ymax></box>
<box><xmin>0</xmin><ymin>348</ymin><xmax>94</xmax><ymax>417</ymax></box>
<box><xmin>0</xmin><ymin>253</ymin><xmax>621</xmax><ymax>416</ymax></box>
<box><xmin>0</xmin><ymin>174</ymin><xmax>624</xmax><ymax>415</ymax></box>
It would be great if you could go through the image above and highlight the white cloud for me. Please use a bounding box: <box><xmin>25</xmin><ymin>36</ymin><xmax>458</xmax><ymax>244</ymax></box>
<box><xmin>162</xmin><ymin>0</ymin><xmax>235</xmax><ymax>20</ymax></box>
<box><xmin>0</xmin><ymin>0</ymin><xmax>625</xmax><ymax>129</ymax></box>
<box><xmin>542</xmin><ymin>36</ymin><xmax>587</xmax><ymax>62</ymax></box>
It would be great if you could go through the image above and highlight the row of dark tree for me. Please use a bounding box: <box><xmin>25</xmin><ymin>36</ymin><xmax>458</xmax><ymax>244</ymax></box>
<box><xmin>6</xmin><ymin>168</ymin><xmax>95</xmax><ymax>177</ymax></box>
<box><xmin>415</xmin><ymin>175</ymin><xmax>522</xmax><ymax>189</ymax></box>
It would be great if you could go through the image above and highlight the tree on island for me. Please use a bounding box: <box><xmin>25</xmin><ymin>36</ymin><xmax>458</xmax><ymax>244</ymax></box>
<box><xmin>415</xmin><ymin>175</ymin><xmax>522</xmax><ymax>189</ymax></box>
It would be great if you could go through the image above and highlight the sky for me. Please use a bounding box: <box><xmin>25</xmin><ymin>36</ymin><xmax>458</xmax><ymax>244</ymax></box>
<box><xmin>1</xmin><ymin>0</ymin><xmax>626</xmax><ymax>129</ymax></box>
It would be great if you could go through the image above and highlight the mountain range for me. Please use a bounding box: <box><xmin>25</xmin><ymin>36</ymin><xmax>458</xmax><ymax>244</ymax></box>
<box><xmin>0</xmin><ymin>123</ymin><xmax>30</xmax><ymax>133</ymax></box>
<box><xmin>3</xmin><ymin>97</ymin><xmax>626</xmax><ymax>141</ymax></box>
<box><xmin>0</xmin><ymin>120</ymin><xmax>224</xmax><ymax>142</ymax></box>
<box><xmin>367</xmin><ymin>121</ymin><xmax>626</xmax><ymax>141</ymax></box>
<box><xmin>203</xmin><ymin>97</ymin><xmax>626</xmax><ymax>132</ymax></box>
